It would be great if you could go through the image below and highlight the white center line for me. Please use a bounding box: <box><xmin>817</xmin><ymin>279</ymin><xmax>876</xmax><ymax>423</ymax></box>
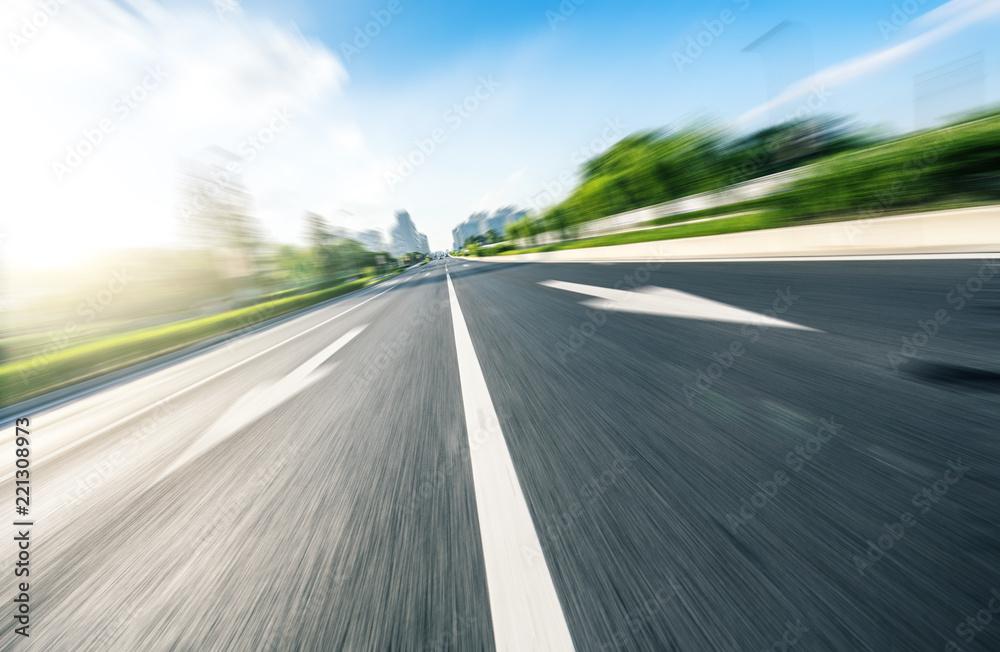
<box><xmin>446</xmin><ymin>271</ymin><xmax>575</xmax><ymax>651</ymax></box>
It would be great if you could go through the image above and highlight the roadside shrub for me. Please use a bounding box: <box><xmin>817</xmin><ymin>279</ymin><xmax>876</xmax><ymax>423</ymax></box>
<box><xmin>0</xmin><ymin>278</ymin><xmax>369</xmax><ymax>408</ymax></box>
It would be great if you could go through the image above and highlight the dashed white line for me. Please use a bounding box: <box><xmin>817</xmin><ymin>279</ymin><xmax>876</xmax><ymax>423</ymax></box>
<box><xmin>446</xmin><ymin>271</ymin><xmax>575</xmax><ymax>651</ymax></box>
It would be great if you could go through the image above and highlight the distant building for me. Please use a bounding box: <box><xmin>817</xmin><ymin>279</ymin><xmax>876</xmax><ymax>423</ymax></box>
<box><xmin>390</xmin><ymin>210</ymin><xmax>430</xmax><ymax>256</ymax></box>
<box><xmin>451</xmin><ymin>205</ymin><xmax>527</xmax><ymax>249</ymax></box>
<box><xmin>451</xmin><ymin>222</ymin><xmax>478</xmax><ymax>251</ymax></box>
<box><xmin>356</xmin><ymin>229</ymin><xmax>386</xmax><ymax>253</ymax></box>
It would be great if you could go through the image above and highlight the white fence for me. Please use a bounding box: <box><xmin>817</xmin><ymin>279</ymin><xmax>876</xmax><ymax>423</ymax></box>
<box><xmin>518</xmin><ymin>168</ymin><xmax>807</xmax><ymax>247</ymax></box>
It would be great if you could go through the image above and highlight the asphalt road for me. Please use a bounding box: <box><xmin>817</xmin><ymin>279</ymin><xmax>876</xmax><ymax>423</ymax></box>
<box><xmin>3</xmin><ymin>255</ymin><xmax>999</xmax><ymax>651</ymax></box>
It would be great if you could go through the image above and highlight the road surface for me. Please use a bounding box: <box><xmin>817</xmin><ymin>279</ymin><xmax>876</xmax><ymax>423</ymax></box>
<box><xmin>3</xmin><ymin>256</ymin><xmax>999</xmax><ymax>651</ymax></box>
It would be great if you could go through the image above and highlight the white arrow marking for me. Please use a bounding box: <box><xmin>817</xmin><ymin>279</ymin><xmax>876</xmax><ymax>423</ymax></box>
<box><xmin>540</xmin><ymin>280</ymin><xmax>819</xmax><ymax>331</ymax></box>
<box><xmin>157</xmin><ymin>325</ymin><xmax>367</xmax><ymax>481</ymax></box>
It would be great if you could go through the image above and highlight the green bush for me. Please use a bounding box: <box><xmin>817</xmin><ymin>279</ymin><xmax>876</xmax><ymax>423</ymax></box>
<box><xmin>530</xmin><ymin>109</ymin><xmax>1000</xmax><ymax>238</ymax></box>
<box><xmin>766</xmin><ymin>115</ymin><xmax>1000</xmax><ymax>223</ymax></box>
<box><xmin>489</xmin><ymin>111</ymin><xmax>1000</xmax><ymax>257</ymax></box>
<box><xmin>0</xmin><ymin>278</ymin><xmax>370</xmax><ymax>408</ymax></box>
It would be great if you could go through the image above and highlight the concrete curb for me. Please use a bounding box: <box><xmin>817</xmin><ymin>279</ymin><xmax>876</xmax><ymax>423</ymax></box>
<box><xmin>469</xmin><ymin>206</ymin><xmax>1000</xmax><ymax>263</ymax></box>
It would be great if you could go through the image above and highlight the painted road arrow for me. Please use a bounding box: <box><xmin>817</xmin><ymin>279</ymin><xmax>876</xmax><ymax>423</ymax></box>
<box><xmin>157</xmin><ymin>325</ymin><xmax>367</xmax><ymax>481</ymax></box>
<box><xmin>540</xmin><ymin>280</ymin><xmax>819</xmax><ymax>331</ymax></box>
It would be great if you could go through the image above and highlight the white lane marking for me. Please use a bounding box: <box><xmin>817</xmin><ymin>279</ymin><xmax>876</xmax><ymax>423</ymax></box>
<box><xmin>540</xmin><ymin>280</ymin><xmax>819</xmax><ymax>331</ymax></box>
<box><xmin>157</xmin><ymin>326</ymin><xmax>366</xmax><ymax>481</ymax></box>
<box><xmin>0</xmin><ymin>283</ymin><xmax>401</xmax><ymax>482</ymax></box>
<box><xmin>446</xmin><ymin>272</ymin><xmax>575</xmax><ymax>652</ymax></box>
<box><xmin>642</xmin><ymin>252</ymin><xmax>1000</xmax><ymax>262</ymax></box>
<box><xmin>464</xmin><ymin>252</ymin><xmax>1000</xmax><ymax>263</ymax></box>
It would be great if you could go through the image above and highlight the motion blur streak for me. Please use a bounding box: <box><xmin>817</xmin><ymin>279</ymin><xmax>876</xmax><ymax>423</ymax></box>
<box><xmin>2</xmin><ymin>257</ymin><xmax>999</xmax><ymax>650</ymax></box>
<box><xmin>3</xmin><ymin>0</ymin><xmax>1000</xmax><ymax>649</ymax></box>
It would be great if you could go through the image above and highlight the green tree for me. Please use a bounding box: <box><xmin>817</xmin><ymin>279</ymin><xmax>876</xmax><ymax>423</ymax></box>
<box><xmin>301</xmin><ymin>212</ymin><xmax>375</xmax><ymax>282</ymax></box>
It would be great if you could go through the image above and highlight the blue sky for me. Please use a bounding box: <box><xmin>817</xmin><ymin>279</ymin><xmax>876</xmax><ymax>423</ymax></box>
<box><xmin>274</xmin><ymin>0</ymin><xmax>992</xmax><ymax>131</ymax></box>
<box><xmin>3</xmin><ymin>0</ymin><xmax>999</xmax><ymax>261</ymax></box>
<box><xmin>293</xmin><ymin>0</ymin><xmax>999</xmax><ymax>247</ymax></box>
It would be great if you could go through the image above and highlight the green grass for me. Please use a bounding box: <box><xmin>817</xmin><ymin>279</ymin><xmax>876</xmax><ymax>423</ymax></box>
<box><xmin>500</xmin><ymin>212</ymin><xmax>777</xmax><ymax>255</ymax></box>
<box><xmin>643</xmin><ymin>198</ymin><xmax>773</xmax><ymax>227</ymax></box>
<box><xmin>0</xmin><ymin>275</ymin><xmax>386</xmax><ymax>409</ymax></box>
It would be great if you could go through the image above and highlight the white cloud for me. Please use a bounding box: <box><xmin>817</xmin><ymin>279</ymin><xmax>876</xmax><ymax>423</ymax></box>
<box><xmin>0</xmin><ymin>0</ymin><xmax>356</xmax><ymax>266</ymax></box>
